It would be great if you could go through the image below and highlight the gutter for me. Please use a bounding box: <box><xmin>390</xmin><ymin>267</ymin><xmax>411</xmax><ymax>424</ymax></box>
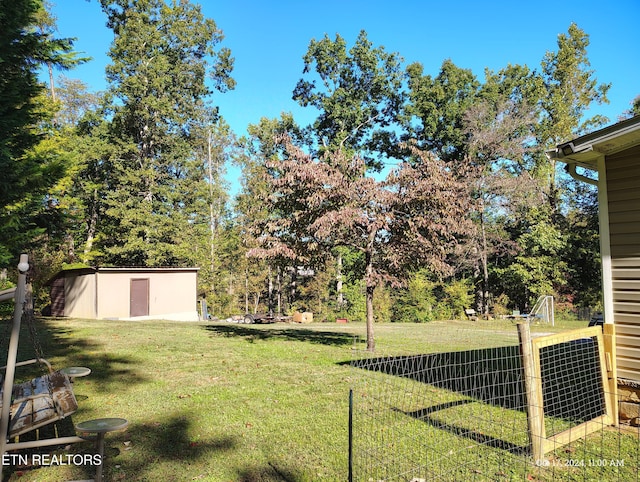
<box><xmin>566</xmin><ymin>163</ymin><xmax>598</xmax><ymax>186</ymax></box>
<box><xmin>545</xmin><ymin>149</ymin><xmax>598</xmax><ymax>186</ymax></box>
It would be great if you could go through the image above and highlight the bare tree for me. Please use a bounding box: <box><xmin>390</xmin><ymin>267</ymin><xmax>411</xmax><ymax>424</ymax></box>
<box><xmin>457</xmin><ymin>98</ymin><xmax>541</xmax><ymax>314</ymax></box>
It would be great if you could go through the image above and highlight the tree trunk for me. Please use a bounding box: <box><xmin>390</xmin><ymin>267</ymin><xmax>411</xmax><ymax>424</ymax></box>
<box><xmin>336</xmin><ymin>252</ymin><xmax>344</xmax><ymax>308</ymax></box>
<box><xmin>276</xmin><ymin>268</ymin><xmax>282</xmax><ymax>315</ymax></box>
<box><xmin>365</xmin><ymin>242</ymin><xmax>375</xmax><ymax>352</ymax></box>
<box><xmin>480</xmin><ymin>210</ymin><xmax>490</xmax><ymax>315</ymax></box>
<box><xmin>65</xmin><ymin>234</ymin><xmax>75</xmax><ymax>263</ymax></box>
<box><xmin>290</xmin><ymin>269</ymin><xmax>296</xmax><ymax>306</ymax></box>
<box><xmin>474</xmin><ymin>260</ymin><xmax>483</xmax><ymax>314</ymax></box>
<box><xmin>244</xmin><ymin>269</ymin><xmax>249</xmax><ymax>314</ymax></box>
<box><xmin>268</xmin><ymin>265</ymin><xmax>273</xmax><ymax>314</ymax></box>
<box><xmin>366</xmin><ymin>283</ymin><xmax>375</xmax><ymax>351</ymax></box>
<box><xmin>208</xmin><ymin>132</ymin><xmax>215</xmax><ymax>274</ymax></box>
<box><xmin>83</xmin><ymin>192</ymin><xmax>99</xmax><ymax>263</ymax></box>
<box><xmin>47</xmin><ymin>63</ymin><xmax>56</xmax><ymax>102</ymax></box>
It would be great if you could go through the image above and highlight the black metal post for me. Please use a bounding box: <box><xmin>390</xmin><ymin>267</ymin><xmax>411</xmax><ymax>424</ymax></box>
<box><xmin>348</xmin><ymin>388</ymin><xmax>353</xmax><ymax>482</ymax></box>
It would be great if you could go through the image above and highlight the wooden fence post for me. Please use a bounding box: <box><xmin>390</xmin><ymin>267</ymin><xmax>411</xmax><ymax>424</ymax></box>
<box><xmin>602</xmin><ymin>323</ymin><xmax>619</xmax><ymax>426</ymax></box>
<box><xmin>518</xmin><ymin>322</ymin><xmax>544</xmax><ymax>462</ymax></box>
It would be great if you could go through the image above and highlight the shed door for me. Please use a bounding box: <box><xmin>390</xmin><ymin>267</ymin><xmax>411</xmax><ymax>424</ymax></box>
<box><xmin>130</xmin><ymin>278</ymin><xmax>149</xmax><ymax>317</ymax></box>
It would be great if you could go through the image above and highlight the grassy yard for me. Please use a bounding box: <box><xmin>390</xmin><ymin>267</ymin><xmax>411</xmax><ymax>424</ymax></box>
<box><xmin>0</xmin><ymin>317</ymin><xmax>627</xmax><ymax>481</ymax></box>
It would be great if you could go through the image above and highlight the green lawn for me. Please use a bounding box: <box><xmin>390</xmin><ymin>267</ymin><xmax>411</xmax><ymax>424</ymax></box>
<box><xmin>0</xmin><ymin>317</ymin><xmax>632</xmax><ymax>481</ymax></box>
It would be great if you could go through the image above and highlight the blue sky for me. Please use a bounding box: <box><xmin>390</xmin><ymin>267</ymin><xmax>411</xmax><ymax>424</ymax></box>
<box><xmin>49</xmin><ymin>0</ymin><xmax>639</xmax><ymax>190</ymax></box>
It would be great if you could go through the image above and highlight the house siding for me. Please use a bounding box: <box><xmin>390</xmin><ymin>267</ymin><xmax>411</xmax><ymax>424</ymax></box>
<box><xmin>608</xmin><ymin>145</ymin><xmax>640</xmax><ymax>381</ymax></box>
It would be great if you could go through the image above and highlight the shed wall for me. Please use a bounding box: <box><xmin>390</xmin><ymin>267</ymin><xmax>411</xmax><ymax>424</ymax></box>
<box><xmin>607</xmin><ymin>145</ymin><xmax>640</xmax><ymax>381</ymax></box>
<box><xmin>50</xmin><ymin>278</ymin><xmax>65</xmax><ymax>317</ymax></box>
<box><xmin>64</xmin><ymin>273</ymin><xmax>96</xmax><ymax>319</ymax></box>
<box><xmin>95</xmin><ymin>272</ymin><xmax>130</xmax><ymax>319</ymax></box>
<box><xmin>95</xmin><ymin>270</ymin><xmax>197</xmax><ymax>321</ymax></box>
<box><xmin>146</xmin><ymin>272</ymin><xmax>197</xmax><ymax>319</ymax></box>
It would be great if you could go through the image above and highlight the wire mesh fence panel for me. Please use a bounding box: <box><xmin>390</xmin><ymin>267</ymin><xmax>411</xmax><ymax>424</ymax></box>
<box><xmin>538</xmin><ymin>335</ymin><xmax>609</xmax><ymax>438</ymax></box>
<box><xmin>524</xmin><ymin>327</ymin><xmax>614</xmax><ymax>457</ymax></box>
<box><xmin>350</xmin><ymin>324</ymin><xmax>640</xmax><ymax>482</ymax></box>
<box><xmin>351</xmin><ymin>347</ymin><xmax>534</xmax><ymax>481</ymax></box>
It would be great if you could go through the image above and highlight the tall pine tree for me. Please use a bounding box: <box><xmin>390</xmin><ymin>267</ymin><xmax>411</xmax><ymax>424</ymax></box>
<box><xmin>0</xmin><ymin>0</ymin><xmax>82</xmax><ymax>263</ymax></box>
<box><xmin>97</xmin><ymin>0</ymin><xmax>234</xmax><ymax>266</ymax></box>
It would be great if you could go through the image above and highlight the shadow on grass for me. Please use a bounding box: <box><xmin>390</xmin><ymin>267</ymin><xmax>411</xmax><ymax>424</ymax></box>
<box><xmin>237</xmin><ymin>462</ymin><xmax>302</xmax><ymax>482</ymax></box>
<box><xmin>393</xmin><ymin>400</ymin><xmax>527</xmax><ymax>455</ymax></box>
<box><xmin>350</xmin><ymin>341</ymin><xmax>606</xmax><ymax>420</ymax></box>
<box><xmin>2</xmin><ymin>414</ymin><xmax>242</xmax><ymax>481</ymax></box>
<box><xmin>1</xmin><ymin>319</ymin><xmax>306</xmax><ymax>481</ymax></box>
<box><xmin>1</xmin><ymin>404</ymin><xmax>304</xmax><ymax>482</ymax></box>
<box><xmin>350</xmin><ymin>341</ymin><xmax>608</xmax><ymax>456</ymax></box>
<box><xmin>110</xmin><ymin>414</ymin><xmax>303</xmax><ymax>481</ymax></box>
<box><xmin>96</xmin><ymin>414</ymin><xmax>302</xmax><ymax>481</ymax></box>
<box><xmin>205</xmin><ymin>323</ymin><xmax>355</xmax><ymax>347</ymax></box>
<box><xmin>350</xmin><ymin>346</ymin><xmax>525</xmax><ymax>410</ymax></box>
<box><xmin>349</xmin><ymin>348</ymin><xmax>528</xmax><ymax>457</ymax></box>
<box><xmin>1</xmin><ymin>317</ymin><xmax>147</xmax><ymax>394</ymax></box>
<box><xmin>128</xmin><ymin>414</ymin><xmax>236</xmax><ymax>460</ymax></box>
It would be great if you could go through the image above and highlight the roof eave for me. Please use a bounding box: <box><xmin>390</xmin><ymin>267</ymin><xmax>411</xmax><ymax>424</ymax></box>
<box><xmin>547</xmin><ymin>116</ymin><xmax>640</xmax><ymax>169</ymax></box>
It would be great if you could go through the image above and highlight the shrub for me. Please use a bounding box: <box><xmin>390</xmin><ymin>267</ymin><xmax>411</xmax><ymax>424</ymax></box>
<box><xmin>492</xmin><ymin>293</ymin><xmax>510</xmax><ymax>317</ymax></box>
<box><xmin>442</xmin><ymin>279</ymin><xmax>474</xmax><ymax>319</ymax></box>
<box><xmin>393</xmin><ymin>270</ymin><xmax>436</xmax><ymax>323</ymax></box>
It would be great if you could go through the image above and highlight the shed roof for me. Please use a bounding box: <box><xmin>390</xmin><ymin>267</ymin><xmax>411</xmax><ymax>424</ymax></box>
<box><xmin>46</xmin><ymin>266</ymin><xmax>199</xmax><ymax>286</ymax></box>
<box><xmin>92</xmin><ymin>267</ymin><xmax>199</xmax><ymax>273</ymax></box>
<box><xmin>547</xmin><ymin>115</ymin><xmax>640</xmax><ymax>169</ymax></box>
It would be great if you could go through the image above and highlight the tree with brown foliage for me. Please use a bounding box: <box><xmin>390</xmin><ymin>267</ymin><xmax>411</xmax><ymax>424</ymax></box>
<box><xmin>250</xmin><ymin>138</ymin><xmax>473</xmax><ymax>351</ymax></box>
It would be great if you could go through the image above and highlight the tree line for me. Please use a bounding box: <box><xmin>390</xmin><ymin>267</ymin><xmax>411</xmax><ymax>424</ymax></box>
<box><xmin>2</xmin><ymin>0</ymin><xmax>639</xmax><ymax>349</ymax></box>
